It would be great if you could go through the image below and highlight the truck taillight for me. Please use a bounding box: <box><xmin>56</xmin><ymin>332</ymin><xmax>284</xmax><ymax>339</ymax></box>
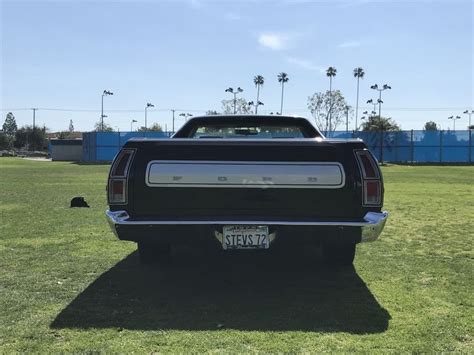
<box><xmin>108</xmin><ymin>149</ymin><xmax>135</xmax><ymax>205</ymax></box>
<box><xmin>109</xmin><ymin>179</ymin><xmax>126</xmax><ymax>204</ymax></box>
<box><xmin>355</xmin><ymin>150</ymin><xmax>382</xmax><ymax>207</ymax></box>
<box><xmin>364</xmin><ymin>180</ymin><xmax>381</xmax><ymax>205</ymax></box>
<box><xmin>111</xmin><ymin>150</ymin><xmax>134</xmax><ymax>177</ymax></box>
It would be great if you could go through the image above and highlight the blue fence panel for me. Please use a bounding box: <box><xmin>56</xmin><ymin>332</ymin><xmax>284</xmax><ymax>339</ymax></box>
<box><xmin>443</xmin><ymin>147</ymin><xmax>469</xmax><ymax>162</ymax></box>
<box><xmin>82</xmin><ymin>131</ymin><xmax>172</xmax><ymax>162</ymax></box>
<box><xmin>82</xmin><ymin>130</ymin><xmax>473</xmax><ymax>163</ymax></box>
<box><xmin>96</xmin><ymin>147</ymin><xmax>119</xmax><ymax>161</ymax></box>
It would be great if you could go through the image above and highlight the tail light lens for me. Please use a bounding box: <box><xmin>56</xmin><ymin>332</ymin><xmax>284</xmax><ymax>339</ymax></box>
<box><xmin>355</xmin><ymin>150</ymin><xmax>382</xmax><ymax>207</ymax></box>
<box><xmin>109</xmin><ymin>179</ymin><xmax>126</xmax><ymax>204</ymax></box>
<box><xmin>355</xmin><ymin>150</ymin><xmax>379</xmax><ymax>179</ymax></box>
<box><xmin>111</xmin><ymin>150</ymin><xmax>134</xmax><ymax>177</ymax></box>
<box><xmin>364</xmin><ymin>180</ymin><xmax>381</xmax><ymax>205</ymax></box>
<box><xmin>108</xmin><ymin>149</ymin><xmax>135</xmax><ymax>205</ymax></box>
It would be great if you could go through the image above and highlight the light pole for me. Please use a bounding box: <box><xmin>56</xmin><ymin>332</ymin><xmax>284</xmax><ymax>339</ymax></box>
<box><xmin>344</xmin><ymin>105</ymin><xmax>350</xmax><ymax>134</ymax></box>
<box><xmin>248</xmin><ymin>101</ymin><xmax>264</xmax><ymax>113</ymax></box>
<box><xmin>171</xmin><ymin>109</ymin><xmax>176</xmax><ymax>133</ymax></box>
<box><xmin>363</xmin><ymin>109</ymin><xmax>377</xmax><ymax>120</ymax></box>
<box><xmin>144</xmin><ymin>103</ymin><xmax>154</xmax><ymax>132</ymax></box>
<box><xmin>463</xmin><ymin>110</ymin><xmax>474</xmax><ymax>128</ymax></box>
<box><xmin>101</xmin><ymin>90</ymin><xmax>114</xmax><ymax>131</ymax></box>
<box><xmin>130</xmin><ymin>119</ymin><xmax>137</xmax><ymax>131</ymax></box>
<box><xmin>366</xmin><ymin>99</ymin><xmax>378</xmax><ymax>117</ymax></box>
<box><xmin>448</xmin><ymin>115</ymin><xmax>461</xmax><ymax>131</ymax></box>
<box><xmin>370</xmin><ymin>84</ymin><xmax>391</xmax><ymax>118</ymax></box>
<box><xmin>225</xmin><ymin>87</ymin><xmax>243</xmax><ymax>114</ymax></box>
<box><xmin>179</xmin><ymin>113</ymin><xmax>193</xmax><ymax>121</ymax></box>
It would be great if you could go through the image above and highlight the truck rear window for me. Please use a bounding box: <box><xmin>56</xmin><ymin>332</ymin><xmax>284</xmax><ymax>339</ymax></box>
<box><xmin>190</xmin><ymin>125</ymin><xmax>305</xmax><ymax>139</ymax></box>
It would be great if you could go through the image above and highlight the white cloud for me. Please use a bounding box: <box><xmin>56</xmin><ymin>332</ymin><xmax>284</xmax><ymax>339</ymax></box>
<box><xmin>285</xmin><ymin>56</ymin><xmax>325</xmax><ymax>72</ymax></box>
<box><xmin>258</xmin><ymin>33</ymin><xmax>289</xmax><ymax>51</ymax></box>
<box><xmin>338</xmin><ymin>41</ymin><xmax>362</xmax><ymax>48</ymax></box>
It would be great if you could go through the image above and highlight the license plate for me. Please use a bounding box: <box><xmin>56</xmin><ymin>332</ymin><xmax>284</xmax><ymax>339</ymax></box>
<box><xmin>222</xmin><ymin>225</ymin><xmax>269</xmax><ymax>250</ymax></box>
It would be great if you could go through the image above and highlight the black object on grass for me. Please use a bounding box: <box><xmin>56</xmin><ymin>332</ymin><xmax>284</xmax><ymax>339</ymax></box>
<box><xmin>70</xmin><ymin>197</ymin><xmax>90</xmax><ymax>208</ymax></box>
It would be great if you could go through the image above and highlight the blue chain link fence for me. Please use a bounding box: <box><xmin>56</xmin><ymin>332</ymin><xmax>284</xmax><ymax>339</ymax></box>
<box><xmin>82</xmin><ymin>130</ymin><xmax>473</xmax><ymax>163</ymax></box>
<box><xmin>326</xmin><ymin>130</ymin><xmax>473</xmax><ymax>163</ymax></box>
<box><xmin>82</xmin><ymin>131</ymin><xmax>172</xmax><ymax>161</ymax></box>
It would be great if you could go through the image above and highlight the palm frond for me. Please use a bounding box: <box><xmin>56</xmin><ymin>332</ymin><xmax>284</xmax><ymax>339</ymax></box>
<box><xmin>278</xmin><ymin>72</ymin><xmax>289</xmax><ymax>83</ymax></box>
<box><xmin>353</xmin><ymin>67</ymin><xmax>365</xmax><ymax>78</ymax></box>
<box><xmin>253</xmin><ymin>75</ymin><xmax>265</xmax><ymax>86</ymax></box>
<box><xmin>326</xmin><ymin>66</ymin><xmax>337</xmax><ymax>77</ymax></box>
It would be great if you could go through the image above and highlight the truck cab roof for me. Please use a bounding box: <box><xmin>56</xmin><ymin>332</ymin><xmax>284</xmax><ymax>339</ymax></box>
<box><xmin>173</xmin><ymin>114</ymin><xmax>323</xmax><ymax>139</ymax></box>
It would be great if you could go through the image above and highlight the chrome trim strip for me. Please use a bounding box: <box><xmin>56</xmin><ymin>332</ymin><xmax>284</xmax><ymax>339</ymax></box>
<box><xmin>106</xmin><ymin>210</ymin><xmax>388</xmax><ymax>242</ymax></box>
<box><xmin>145</xmin><ymin>160</ymin><xmax>345</xmax><ymax>189</ymax></box>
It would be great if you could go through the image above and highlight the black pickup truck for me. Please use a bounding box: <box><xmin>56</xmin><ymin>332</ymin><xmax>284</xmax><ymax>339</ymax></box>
<box><xmin>106</xmin><ymin>115</ymin><xmax>388</xmax><ymax>265</ymax></box>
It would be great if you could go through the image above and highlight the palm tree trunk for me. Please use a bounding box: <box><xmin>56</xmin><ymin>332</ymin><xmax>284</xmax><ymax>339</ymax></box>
<box><xmin>256</xmin><ymin>85</ymin><xmax>260</xmax><ymax>114</ymax></box>
<box><xmin>280</xmin><ymin>83</ymin><xmax>285</xmax><ymax>115</ymax></box>
<box><xmin>355</xmin><ymin>77</ymin><xmax>360</xmax><ymax>131</ymax></box>
<box><xmin>329</xmin><ymin>77</ymin><xmax>332</xmax><ymax>133</ymax></box>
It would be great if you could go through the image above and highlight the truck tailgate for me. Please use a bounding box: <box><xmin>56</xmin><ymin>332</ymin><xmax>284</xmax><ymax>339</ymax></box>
<box><xmin>126</xmin><ymin>139</ymin><xmax>366</xmax><ymax>219</ymax></box>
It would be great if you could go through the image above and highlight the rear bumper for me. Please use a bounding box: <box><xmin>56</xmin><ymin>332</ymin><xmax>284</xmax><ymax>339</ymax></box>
<box><xmin>106</xmin><ymin>210</ymin><xmax>388</xmax><ymax>244</ymax></box>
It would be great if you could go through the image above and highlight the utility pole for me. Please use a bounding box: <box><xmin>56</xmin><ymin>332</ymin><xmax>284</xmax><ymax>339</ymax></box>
<box><xmin>31</xmin><ymin>108</ymin><xmax>38</xmax><ymax>151</ymax></box>
<box><xmin>32</xmin><ymin>108</ymin><xmax>37</xmax><ymax>129</ymax></box>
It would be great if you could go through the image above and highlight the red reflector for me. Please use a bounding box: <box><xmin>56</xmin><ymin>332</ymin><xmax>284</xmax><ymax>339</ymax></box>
<box><xmin>109</xmin><ymin>179</ymin><xmax>126</xmax><ymax>204</ymax></box>
<box><xmin>365</xmin><ymin>180</ymin><xmax>381</xmax><ymax>205</ymax></box>
<box><xmin>112</xmin><ymin>180</ymin><xmax>124</xmax><ymax>194</ymax></box>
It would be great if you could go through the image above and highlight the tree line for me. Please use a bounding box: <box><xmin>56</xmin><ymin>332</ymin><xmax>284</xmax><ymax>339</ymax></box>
<box><xmin>0</xmin><ymin>112</ymin><xmax>51</xmax><ymax>150</ymax></box>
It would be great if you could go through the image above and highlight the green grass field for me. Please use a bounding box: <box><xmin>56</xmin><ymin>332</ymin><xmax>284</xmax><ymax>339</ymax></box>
<box><xmin>0</xmin><ymin>158</ymin><xmax>472</xmax><ymax>352</ymax></box>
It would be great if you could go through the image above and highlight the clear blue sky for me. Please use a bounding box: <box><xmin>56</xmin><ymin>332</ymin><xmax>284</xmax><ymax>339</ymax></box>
<box><xmin>1</xmin><ymin>0</ymin><xmax>473</xmax><ymax>132</ymax></box>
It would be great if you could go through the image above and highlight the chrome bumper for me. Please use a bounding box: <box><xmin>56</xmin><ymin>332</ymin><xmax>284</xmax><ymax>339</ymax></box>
<box><xmin>106</xmin><ymin>210</ymin><xmax>388</xmax><ymax>243</ymax></box>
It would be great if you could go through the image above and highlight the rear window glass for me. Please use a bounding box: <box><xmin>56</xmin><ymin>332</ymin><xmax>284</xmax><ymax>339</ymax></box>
<box><xmin>190</xmin><ymin>125</ymin><xmax>305</xmax><ymax>139</ymax></box>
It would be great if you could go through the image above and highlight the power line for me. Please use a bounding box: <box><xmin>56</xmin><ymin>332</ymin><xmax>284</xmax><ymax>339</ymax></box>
<box><xmin>0</xmin><ymin>106</ymin><xmax>469</xmax><ymax>113</ymax></box>
<box><xmin>0</xmin><ymin>107</ymin><xmax>209</xmax><ymax>113</ymax></box>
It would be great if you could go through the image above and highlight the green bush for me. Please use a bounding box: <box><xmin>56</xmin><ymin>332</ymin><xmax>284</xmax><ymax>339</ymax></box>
<box><xmin>0</xmin><ymin>132</ymin><xmax>13</xmax><ymax>150</ymax></box>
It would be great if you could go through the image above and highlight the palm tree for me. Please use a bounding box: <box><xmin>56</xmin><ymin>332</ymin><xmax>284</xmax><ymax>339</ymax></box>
<box><xmin>253</xmin><ymin>75</ymin><xmax>265</xmax><ymax>114</ymax></box>
<box><xmin>326</xmin><ymin>66</ymin><xmax>337</xmax><ymax>132</ymax></box>
<box><xmin>277</xmin><ymin>72</ymin><xmax>289</xmax><ymax>115</ymax></box>
<box><xmin>353</xmin><ymin>67</ymin><xmax>365</xmax><ymax>131</ymax></box>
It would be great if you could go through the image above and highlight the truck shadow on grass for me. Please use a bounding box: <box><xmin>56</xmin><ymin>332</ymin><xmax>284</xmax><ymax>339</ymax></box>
<box><xmin>51</xmin><ymin>247</ymin><xmax>390</xmax><ymax>333</ymax></box>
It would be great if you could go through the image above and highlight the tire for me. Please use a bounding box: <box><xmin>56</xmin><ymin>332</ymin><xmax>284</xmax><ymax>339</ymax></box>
<box><xmin>321</xmin><ymin>242</ymin><xmax>356</xmax><ymax>266</ymax></box>
<box><xmin>137</xmin><ymin>242</ymin><xmax>171</xmax><ymax>265</ymax></box>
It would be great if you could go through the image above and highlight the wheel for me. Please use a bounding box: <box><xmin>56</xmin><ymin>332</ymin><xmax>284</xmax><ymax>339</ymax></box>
<box><xmin>137</xmin><ymin>242</ymin><xmax>171</xmax><ymax>265</ymax></box>
<box><xmin>321</xmin><ymin>242</ymin><xmax>356</xmax><ymax>266</ymax></box>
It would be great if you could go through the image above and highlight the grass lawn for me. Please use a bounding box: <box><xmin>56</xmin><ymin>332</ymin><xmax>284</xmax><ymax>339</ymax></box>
<box><xmin>0</xmin><ymin>158</ymin><xmax>473</xmax><ymax>352</ymax></box>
